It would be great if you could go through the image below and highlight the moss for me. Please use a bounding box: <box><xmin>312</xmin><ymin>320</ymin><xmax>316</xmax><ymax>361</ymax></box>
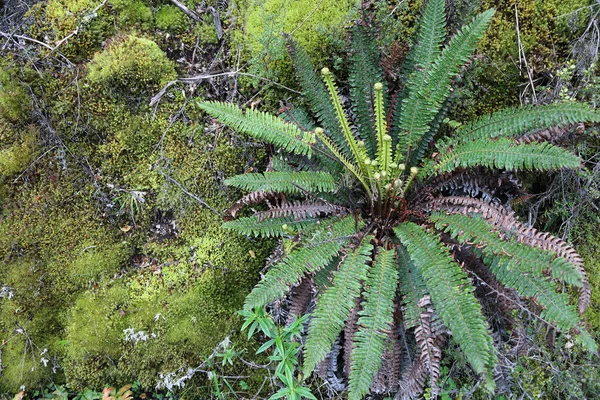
<box><xmin>238</xmin><ymin>0</ymin><xmax>359</xmax><ymax>89</ymax></box>
<box><xmin>86</xmin><ymin>35</ymin><xmax>177</xmax><ymax>97</ymax></box>
<box><xmin>0</xmin><ymin>63</ymin><xmax>31</xmax><ymax>124</ymax></box>
<box><xmin>155</xmin><ymin>5</ymin><xmax>189</xmax><ymax>34</ymax></box>
<box><xmin>111</xmin><ymin>0</ymin><xmax>153</xmax><ymax>29</ymax></box>
<box><xmin>0</xmin><ymin>125</ymin><xmax>38</xmax><ymax>177</ymax></box>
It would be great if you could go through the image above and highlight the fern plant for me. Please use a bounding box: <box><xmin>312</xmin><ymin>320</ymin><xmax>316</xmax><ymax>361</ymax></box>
<box><xmin>198</xmin><ymin>1</ymin><xmax>599</xmax><ymax>398</ymax></box>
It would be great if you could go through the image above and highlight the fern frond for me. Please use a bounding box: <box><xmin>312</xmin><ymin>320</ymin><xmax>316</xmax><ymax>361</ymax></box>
<box><xmin>257</xmin><ymin>199</ymin><xmax>348</xmax><ymax>222</ymax></box>
<box><xmin>348</xmin><ymin>26</ymin><xmax>385</xmax><ymax>157</ymax></box>
<box><xmin>430</xmin><ymin>196</ymin><xmax>591</xmax><ymax>313</ymax></box>
<box><xmin>348</xmin><ymin>248</ymin><xmax>399</xmax><ymax>400</ymax></box>
<box><xmin>228</xmin><ymin>191</ymin><xmax>285</xmax><ymax>218</ymax></box>
<box><xmin>395</xmin><ymin>8</ymin><xmax>495</xmax><ymax>164</ymax></box>
<box><xmin>303</xmin><ymin>236</ymin><xmax>374</xmax><ymax>376</ymax></box>
<box><xmin>431</xmin><ymin>212</ymin><xmax>583</xmax><ymax>331</ymax></box>
<box><xmin>396</xmin><ymin>244</ymin><xmax>428</xmax><ymax>329</ymax></box>
<box><xmin>414</xmin><ymin>296</ymin><xmax>444</xmax><ymax>395</ymax></box>
<box><xmin>198</xmin><ymin>101</ymin><xmax>312</xmax><ymax>156</ymax></box>
<box><xmin>225</xmin><ymin>171</ymin><xmax>336</xmax><ymax>194</ymax></box>
<box><xmin>424</xmin><ymin>139</ymin><xmax>581</xmax><ymax>178</ymax></box>
<box><xmin>430</xmin><ymin>212</ymin><xmax>584</xmax><ymax>287</ymax></box>
<box><xmin>452</xmin><ymin>103</ymin><xmax>600</xmax><ymax>144</ymax></box>
<box><xmin>315</xmin><ymin>128</ymin><xmax>372</xmax><ymax>196</ymax></box>
<box><xmin>286</xmin><ymin>37</ymin><xmax>349</xmax><ymax>155</ymax></box>
<box><xmin>517</xmin><ymin>123</ymin><xmax>585</xmax><ymax>144</ymax></box>
<box><xmin>394</xmin><ymin>222</ymin><xmax>496</xmax><ymax>385</ymax></box>
<box><xmin>243</xmin><ymin>216</ymin><xmax>363</xmax><ymax>310</ymax></box>
<box><xmin>223</xmin><ymin>215</ymin><xmax>317</xmax><ymax>238</ymax></box>
<box><xmin>392</xmin><ymin>0</ymin><xmax>446</xmax><ymax>159</ymax></box>
<box><xmin>375</xmin><ymin>83</ymin><xmax>392</xmax><ymax>173</ymax></box>
<box><xmin>321</xmin><ymin>69</ymin><xmax>369</xmax><ymax>175</ymax></box>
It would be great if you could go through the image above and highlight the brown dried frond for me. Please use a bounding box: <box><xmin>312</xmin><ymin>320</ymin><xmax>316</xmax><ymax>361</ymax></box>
<box><xmin>428</xmin><ymin>170</ymin><xmax>521</xmax><ymax>205</ymax></box>
<box><xmin>516</xmin><ymin>123</ymin><xmax>585</xmax><ymax>144</ymax></box>
<box><xmin>371</xmin><ymin>303</ymin><xmax>402</xmax><ymax>394</ymax></box>
<box><xmin>397</xmin><ymin>296</ymin><xmax>445</xmax><ymax>400</ymax></box>
<box><xmin>257</xmin><ymin>199</ymin><xmax>349</xmax><ymax>222</ymax></box>
<box><xmin>344</xmin><ymin>299</ymin><xmax>361</xmax><ymax>377</ymax></box>
<box><xmin>228</xmin><ymin>191</ymin><xmax>285</xmax><ymax>217</ymax></box>
<box><xmin>286</xmin><ymin>278</ymin><xmax>313</xmax><ymax>325</ymax></box>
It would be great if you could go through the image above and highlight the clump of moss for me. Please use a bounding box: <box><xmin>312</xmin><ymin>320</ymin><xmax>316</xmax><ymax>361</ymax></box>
<box><xmin>111</xmin><ymin>0</ymin><xmax>153</xmax><ymax>29</ymax></box>
<box><xmin>238</xmin><ymin>0</ymin><xmax>358</xmax><ymax>89</ymax></box>
<box><xmin>87</xmin><ymin>35</ymin><xmax>177</xmax><ymax>97</ymax></box>
<box><xmin>0</xmin><ymin>125</ymin><xmax>38</xmax><ymax>177</ymax></box>
<box><xmin>0</xmin><ymin>63</ymin><xmax>31</xmax><ymax>124</ymax></box>
<box><xmin>155</xmin><ymin>5</ymin><xmax>189</xmax><ymax>34</ymax></box>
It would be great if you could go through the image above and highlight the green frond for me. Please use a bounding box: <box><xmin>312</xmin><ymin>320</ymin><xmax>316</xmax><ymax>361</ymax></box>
<box><xmin>396</xmin><ymin>8</ymin><xmax>495</xmax><ymax>165</ymax></box>
<box><xmin>576</xmin><ymin>328</ymin><xmax>599</xmax><ymax>353</ymax></box>
<box><xmin>286</xmin><ymin>37</ymin><xmax>349</xmax><ymax>155</ymax></box>
<box><xmin>392</xmin><ymin>0</ymin><xmax>446</xmax><ymax>160</ymax></box>
<box><xmin>396</xmin><ymin>244</ymin><xmax>428</xmax><ymax>329</ymax></box>
<box><xmin>374</xmin><ymin>83</ymin><xmax>392</xmax><ymax>173</ymax></box>
<box><xmin>424</xmin><ymin>138</ymin><xmax>581</xmax><ymax>178</ymax></box>
<box><xmin>430</xmin><ymin>212</ymin><xmax>584</xmax><ymax>287</ymax></box>
<box><xmin>451</xmin><ymin>103</ymin><xmax>600</xmax><ymax>145</ymax></box>
<box><xmin>394</xmin><ymin>222</ymin><xmax>496</xmax><ymax>385</ymax></box>
<box><xmin>315</xmin><ymin>128</ymin><xmax>372</xmax><ymax>196</ymax></box>
<box><xmin>197</xmin><ymin>100</ymin><xmax>313</xmax><ymax>156</ymax></box>
<box><xmin>225</xmin><ymin>171</ymin><xmax>336</xmax><ymax>194</ymax></box>
<box><xmin>348</xmin><ymin>248</ymin><xmax>399</xmax><ymax>400</ymax></box>
<box><xmin>321</xmin><ymin>69</ymin><xmax>369</xmax><ymax>175</ymax></box>
<box><xmin>487</xmin><ymin>254</ymin><xmax>580</xmax><ymax>331</ymax></box>
<box><xmin>222</xmin><ymin>215</ymin><xmax>318</xmax><ymax>238</ymax></box>
<box><xmin>243</xmin><ymin>216</ymin><xmax>363</xmax><ymax>311</ymax></box>
<box><xmin>348</xmin><ymin>26</ymin><xmax>385</xmax><ymax>158</ymax></box>
<box><xmin>303</xmin><ymin>236</ymin><xmax>374</xmax><ymax>376</ymax></box>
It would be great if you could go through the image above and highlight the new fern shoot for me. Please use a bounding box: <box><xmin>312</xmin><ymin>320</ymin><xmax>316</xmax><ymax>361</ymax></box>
<box><xmin>198</xmin><ymin>0</ymin><xmax>599</xmax><ymax>398</ymax></box>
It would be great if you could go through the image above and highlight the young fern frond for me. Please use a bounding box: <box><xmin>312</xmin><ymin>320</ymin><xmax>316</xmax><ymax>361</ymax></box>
<box><xmin>222</xmin><ymin>215</ymin><xmax>318</xmax><ymax>238</ymax></box>
<box><xmin>315</xmin><ymin>127</ymin><xmax>372</xmax><ymax>196</ymax></box>
<box><xmin>197</xmin><ymin>101</ymin><xmax>313</xmax><ymax>156</ymax></box>
<box><xmin>392</xmin><ymin>0</ymin><xmax>446</xmax><ymax>158</ymax></box>
<box><xmin>243</xmin><ymin>216</ymin><xmax>362</xmax><ymax>311</ymax></box>
<box><xmin>348</xmin><ymin>26</ymin><xmax>385</xmax><ymax>157</ymax></box>
<box><xmin>374</xmin><ymin>83</ymin><xmax>392</xmax><ymax>173</ymax></box>
<box><xmin>450</xmin><ymin>103</ymin><xmax>600</xmax><ymax>145</ymax></box>
<box><xmin>348</xmin><ymin>248</ymin><xmax>399</xmax><ymax>400</ymax></box>
<box><xmin>321</xmin><ymin>69</ymin><xmax>369</xmax><ymax>176</ymax></box>
<box><xmin>395</xmin><ymin>222</ymin><xmax>496</xmax><ymax>387</ymax></box>
<box><xmin>396</xmin><ymin>244</ymin><xmax>428</xmax><ymax>330</ymax></box>
<box><xmin>303</xmin><ymin>236</ymin><xmax>374</xmax><ymax>376</ymax></box>
<box><xmin>424</xmin><ymin>139</ymin><xmax>581</xmax><ymax>177</ymax></box>
<box><xmin>225</xmin><ymin>171</ymin><xmax>337</xmax><ymax>194</ymax></box>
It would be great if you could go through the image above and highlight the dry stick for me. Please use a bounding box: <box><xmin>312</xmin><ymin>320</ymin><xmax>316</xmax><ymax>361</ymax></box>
<box><xmin>160</xmin><ymin>170</ymin><xmax>222</xmax><ymax>215</ymax></box>
<box><xmin>514</xmin><ymin>4</ymin><xmax>537</xmax><ymax>104</ymax></box>
<box><xmin>169</xmin><ymin>0</ymin><xmax>200</xmax><ymax>20</ymax></box>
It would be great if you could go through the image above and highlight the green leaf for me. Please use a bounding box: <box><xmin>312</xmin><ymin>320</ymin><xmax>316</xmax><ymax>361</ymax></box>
<box><xmin>396</xmin><ymin>244</ymin><xmax>428</xmax><ymax>329</ymax></box>
<box><xmin>197</xmin><ymin>100</ymin><xmax>312</xmax><ymax>156</ymax></box>
<box><xmin>243</xmin><ymin>217</ymin><xmax>363</xmax><ymax>310</ymax></box>
<box><xmin>303</xmin><ymin>236</ymin><xmax>374</xmax><ymax>376</ymax></box>
<box><xmin>225</xmin><ymin>171</ymin><xmax>336</xmax><ymax>194</ymax></box>
<box><xmin>348</xmin><ymin>248</ymin><xmax>399</xmax><ymax>400</ymax></box>
<box><xmin>395</xmin><ymin>222</ymin><xmax>496</xmax><ymax>385</ymax></box>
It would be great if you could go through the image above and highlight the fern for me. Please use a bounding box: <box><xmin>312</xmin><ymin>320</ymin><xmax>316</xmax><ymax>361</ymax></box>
<box><xmin>286</xmin><ymin>37</ymin><xmax>349</xmax><ymax>156</ymax></box>
<box><xmin>424</xmin><ymin>139</ymin><xmax>581</xmax><ymax>177</ymax></box>
<box><xmin>452</xmin><ymin>103</ymin><xmax>600</xmax><ymax>145</ymax></box>
<box><xmin>225</xmin><ymin>171</ymin><xmax>336</xmax><ymax>194</ymax></box>
<box><xmin>222</xmin><ymin>215</ymin><xmax>318</xmax><ymax>238</ymax></box>
<box><xmin>205</xmin><ymin>1</ymin><xmax>598</xmax><ymax>397</ymax></box>
<box><xmin>243</xmin><ymin>216</ymin><xmax>362</xmax><ymax>311</ymax></box>
<box><xmin>348</xmin><ymin>248</ymin><xmax>399</xmax><ymax>400</ymax></box>
<box><xmin>348</xmin><ymin>26</ymin><xmax>384</xmax><ymax>157</ymax></box>
<box><xmin>303</xmin><ymin>236</ymin><xmax>374</xmax><ymax>376</ymax></box>
<box><xmin>395</xmin><ymin>222</ymin><xmax>496</xmax><ymax>387</ymax></box>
